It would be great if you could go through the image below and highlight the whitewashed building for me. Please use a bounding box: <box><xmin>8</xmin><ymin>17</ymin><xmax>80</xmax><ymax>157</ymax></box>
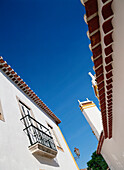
<box><xmin>0</xmin><ymin>57</ymin><xmax>79</xmax><ymax>170</ymax></box>
<box><xmin>80</xmin><ymin>0</ymin><xmax>124</xmax><ymax>169</ymax></box>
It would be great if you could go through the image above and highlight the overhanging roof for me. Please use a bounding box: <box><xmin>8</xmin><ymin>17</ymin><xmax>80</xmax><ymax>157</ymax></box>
<box><xmin>81</xmin><ymin>0</ymin><xmax>114</xmax><ymax>139</ymax></box>
<box><xmin>0</xmin><ymin>56</ymin><xmax>61</xmax><ymax>124</ymax></box>
<box><xmin>96</xmin><ymin>131</ymin><xmax>104</xmax><ymax>154</ymax></box>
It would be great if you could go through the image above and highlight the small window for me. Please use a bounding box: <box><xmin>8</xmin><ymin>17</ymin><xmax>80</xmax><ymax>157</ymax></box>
<box><xmin>0</xmin><ymin>101</ymin><xmax>5</xmax><ymax>121</ymax></box>
<box><xmin>48</xmin><ymin>124</ymin><xmax>63</xmax><ymax>151</ymax></box>
<box><xmin>18</xmin><ymin>100</ymin><xmax>35</xmax><ymax>119</ymax></box>
<box><xmin>18</xmin><ymin>99</ymin><xmax>37</xmax><ymax>129</ymax></box>
<box><xmin>19</xmin><ymin>100</ymin><xmax>31</xmax><ymax>117</ymax></box>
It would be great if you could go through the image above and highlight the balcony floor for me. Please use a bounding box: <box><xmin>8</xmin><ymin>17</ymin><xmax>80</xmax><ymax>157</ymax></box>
<box><xmin>29</xmin><ymin>143</ymin><xmax>58</xmax><ymax>159</ymax></box>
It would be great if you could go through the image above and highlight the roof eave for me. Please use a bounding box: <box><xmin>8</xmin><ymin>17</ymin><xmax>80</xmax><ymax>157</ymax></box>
<box><xmin>0</xmin><ymin>56</ymin><xmax>61</xmax><ymax>124</ymax></box>
<box><xmin>82</xmin><ymin>0</ymin><xmax>114</xmax><ymax>138</ymax></box>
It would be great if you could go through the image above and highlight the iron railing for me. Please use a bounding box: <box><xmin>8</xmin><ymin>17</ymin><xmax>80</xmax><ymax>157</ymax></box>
<box><xmin>20</xmin><ymin>114</ymin><xmax>57</xmax><ymax>151</ymax></box>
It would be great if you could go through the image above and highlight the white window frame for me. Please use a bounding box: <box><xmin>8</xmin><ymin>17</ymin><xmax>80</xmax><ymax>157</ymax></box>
<box><xmin>47</xmin><ymin>123</ymin><xmax>64</xmax><ymax>152</ymax></box>
<box><xmin>0</xmin><ymin>100</ymin><xmax>5</xmax><ymax>121</ymax></box>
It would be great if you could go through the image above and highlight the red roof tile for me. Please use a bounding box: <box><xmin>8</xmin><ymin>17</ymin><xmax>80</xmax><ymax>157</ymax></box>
<box><xmin>0</xmin><ymin>56</ymin><xmax>61</xmax><ymax>124</ymax></box>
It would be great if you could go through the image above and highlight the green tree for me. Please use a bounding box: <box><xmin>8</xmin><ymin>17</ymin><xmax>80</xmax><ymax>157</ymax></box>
<box><xmin>87</xmin><ymin>151</ymin><xmax>108</xmax><ymax>170</ymax></box>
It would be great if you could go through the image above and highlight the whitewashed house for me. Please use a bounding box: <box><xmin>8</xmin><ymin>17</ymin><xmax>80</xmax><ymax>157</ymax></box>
<box><xmin>0</xmin><ymin>57</ymin><xmax>79</xmax><ymax>170</ymax></box>
<box><xmin>80</xmin><ymin>0</ymin><xmax>124</xmax><ymax>169</ymax></box>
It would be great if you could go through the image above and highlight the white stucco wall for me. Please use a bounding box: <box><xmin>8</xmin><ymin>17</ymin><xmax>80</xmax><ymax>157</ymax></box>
<box><xmin>81</xmin><ymin>104</ymin><xmax>103</xmax><ymax>140</ymax></box>
<box><xmin>96</xmin><ymin>1</ymin><xmax>124</xmax><ymax>169</ymax></box>
<box><xmin>0</xmin><ymin>70</ymin><xmax>78</xmax><ymax>170</ymax></box>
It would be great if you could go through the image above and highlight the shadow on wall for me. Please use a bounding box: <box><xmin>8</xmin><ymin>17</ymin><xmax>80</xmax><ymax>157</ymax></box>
<box><xmin>33</xmin><ymin>154</ymin><xmax>60</xmax><ymax>167</ymax></box>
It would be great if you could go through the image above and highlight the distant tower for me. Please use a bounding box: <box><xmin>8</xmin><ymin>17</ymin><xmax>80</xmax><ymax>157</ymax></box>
<box><xmin>78</xmin><ymin>99</ymin><xmax>103</xmax><ymax>140</ymax></box>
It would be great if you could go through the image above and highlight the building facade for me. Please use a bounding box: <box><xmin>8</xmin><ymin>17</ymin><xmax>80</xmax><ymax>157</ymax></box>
<box><xmin>0</xmin><ymin>57</ymin><xmax>79</xmax><ymax>170</ymax></box>
<box><xmin>80</xmin><ymin>0</ymin><xmax>124</xmax><ymax>169</ymax></box>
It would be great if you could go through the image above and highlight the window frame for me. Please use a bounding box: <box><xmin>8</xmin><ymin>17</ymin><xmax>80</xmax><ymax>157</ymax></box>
<box><xmin>0</xmin><ymin>100</ymin><xmax>5</xmax><ymax>122</ymax></box>
<box><xmin>16</xmin><ymin>96</ymin><xmax>35</xmax><ymax>119</ymax></box>
<box><xmin>47</xmin><ymin>123</ymin><xmax>64</xmax><ymax>152</ymax></box>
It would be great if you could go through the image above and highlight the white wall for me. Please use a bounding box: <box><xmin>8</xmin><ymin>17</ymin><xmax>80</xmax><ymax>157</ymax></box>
<box><xmin>97</xmin><ymin>1</ymin><xmax>124</xmax><ymax>169</ymax></box>
<box><xmin>81</xmin><ymin>103</ymin><xmax>103</xmax><ymax>140</ymax></box>
<box><xmin>0</xmin><ymin>71</ymin><xmax>78</xmax><ymax>170</ymax></box>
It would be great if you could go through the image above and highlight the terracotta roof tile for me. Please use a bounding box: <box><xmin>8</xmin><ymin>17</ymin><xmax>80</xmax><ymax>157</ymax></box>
<box><xmin>91</xmin><ymin>31</ymin><xmax>101</xmax><ymax>47</ymax></box>
<box><xmin>92</xmin><ymin>44</ymin><xmax>102</xmax><ymax>59</ymax></box>
<box><xmin>0</xmin><ymin>57</ymin><xmax>61</xmax><ymax>124</ymax></box>
<box><xmin>102</xmin><ymin>1</ymin><xmax>113</xmax><ymax>20</ymax></box>
<box><xmin>85</xmin><ymin>0</ymin><xmax>98</xmax><ymax>18</ymax></box>
<box><xmin>94</xmin><ymin>56</ymin><xmax>102</xmax><ymax>68</ymax></box>
<box><xmin>88</xmin><ymin>15</ymin><xmax>100</xmax><ymax>34</ymax></box>
<box><xmin>105</xmin><ymin>45</ymin><xmax>113</xmax><ymax>56</ymax></box>
<box><xmin>104</xmin><ymin>32</ymin><xmax>113</xmax><ymax>46</ymax></box>
<box><xmin>103</xmin><ymin>18</ymin><xmax>113</xmax><ymax>34</ymax></box>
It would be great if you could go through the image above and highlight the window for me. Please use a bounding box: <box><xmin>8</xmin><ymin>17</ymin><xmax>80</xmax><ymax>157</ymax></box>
<box><xmin>17</xmin><ymin>98</ymin><xmax>57</xmax><ymax>157</ymax></box>
<box><xmin>48</xmin><ymin>124</ymin><xmax>63</xmax><ymax>151</ymax></box>
<box><xmin>18</xmin><ymin>100</ymin><xmax>37</xmax><ymax>131</ymax></box>
<box><xmin>0</xmin><ymin>100</ymin><xmax>4</xmax><ymax>121</ymax></box>
<box><xmin>19</xmin><ymin>100</ymin><xmax>32</xmax><ymax>117</ymax></box>
<box><xmin>18</xmin><ymin>100</ymin><xmax>36</xmax><ymax>125</ymax></box>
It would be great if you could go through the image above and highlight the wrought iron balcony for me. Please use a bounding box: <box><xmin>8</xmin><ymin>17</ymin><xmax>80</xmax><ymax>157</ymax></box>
<box><xmin>20</xmin><ymin>114</ymin><xmax>57</xmax><ymax>158</ymax></box>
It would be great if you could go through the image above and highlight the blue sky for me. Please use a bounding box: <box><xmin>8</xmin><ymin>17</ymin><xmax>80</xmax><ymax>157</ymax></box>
<box><xmin>0</xmin><ymin>0</ymin><xmax>100</xmax><ymax>168</ymax></box>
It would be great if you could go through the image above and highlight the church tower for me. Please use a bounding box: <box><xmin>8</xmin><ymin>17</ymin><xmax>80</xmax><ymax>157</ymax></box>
<box><xmin>78</xmin><ymin>99</ymin><xmax>103</xmax><ymax>140</ymax></box>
